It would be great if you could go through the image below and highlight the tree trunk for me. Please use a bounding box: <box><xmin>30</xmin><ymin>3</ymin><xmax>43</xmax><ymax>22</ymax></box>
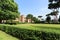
<box><xmin>53</xmin><ymin>15</ymin><xmax>58</xmax><ymax>23</ymax></box>
<box><xmin>0</xmin><ymin>20</ymin><xmax>2</xmax><ymax>23</ymax></box>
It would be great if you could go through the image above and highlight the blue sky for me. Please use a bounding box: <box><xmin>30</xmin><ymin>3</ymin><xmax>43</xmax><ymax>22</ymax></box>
<box><xmin>14</xmin><ymin>0</ymin><xmax>53</xmax><ymax>18</ymax></box>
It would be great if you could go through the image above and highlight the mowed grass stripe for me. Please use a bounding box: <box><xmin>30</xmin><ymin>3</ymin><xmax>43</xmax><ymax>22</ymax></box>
<box><xmin>13</xmin><ymin>24</ymin><xmax>60</xmax><ymax>34</ymax></box>
<box><xmin>0</xmin><ymin>31</ymin><xmax>19</xmax><ymax>40</ymax></box>
<box><xmin>0</xmin><ymin>24</ymin><xmax>60</xmax><ymax>34</ymax></box>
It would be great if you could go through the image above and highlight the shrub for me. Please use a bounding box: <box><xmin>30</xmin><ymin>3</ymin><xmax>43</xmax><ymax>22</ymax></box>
<box><xmin>5</xmin><ymin>20</ymin><xmax>19</xmax><ymax>25</ymax></box>
<box><xmin>0</xmin><ymin>25</ymin><xmax>60</xmax><ymax>40</ymax></box>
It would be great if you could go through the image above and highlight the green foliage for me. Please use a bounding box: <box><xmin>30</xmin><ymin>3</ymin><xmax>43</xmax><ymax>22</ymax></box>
<box><xmin>33</xmin><ymin>17</ymin><xmax>40</xmax><ymax>23</ymax></box>
<box><xmin>48</xmin><ymin>0</ymin><xmax>60</xmax><ymax>23</ymax></box>
<box><xmin>26</xmin><ymin>14</ymin><xmax>41</xmax><ymax>23</ymax></box>
<box><xmin>48</xmin><ymin>0</ymin><xmax>60</xmax><ymax>9</ymax></box>
<box><xmin>38</xmin><ymin>16</ymin><xmax>42</xmax><ymax>18</ymax></box>
<box><xmin>46</xmin><ymin>16</ymin><xmax>51</xmax><ymax>23</ymax></box>
<box><xmin>49</xmin><ymin>11</ymin><xmax>58</xmax><ymax>16</ymax></box>
<box><xmin>58</xmin><ymin>16</ymin><xmax>60</xmax><ymax>22</ymax></box>
<box><xmin>26</xmin><ymin>14</ymin><xmax>33</xmax><ymax>19</ymax></box>
<box><xmin>0</xmin><ymin>0</ymin><xmax>20</xmax><ymax>23</ymax></box>
<box><xmin>49</xmin><ymin>0</ymin><xmax>59</xmax><ymax>2</ymax></box>
<box><xmin>48</xmin><ymin>2</ymin><xmax>59</xmax><ymax>9</ymax></box>
<box><xmin>0</xmin><ymin>24</ymin><xmax>60</xmax><ymax>40</ymax></box>
<box><xmin>5</xmin><ymin>20</ymin><xmax>20</xmax><ymax>25</ymax></box>
<box><xmin>48</xmin><ymin>0</ymin><xmax>60</xmax><ymax>15</ymax></box>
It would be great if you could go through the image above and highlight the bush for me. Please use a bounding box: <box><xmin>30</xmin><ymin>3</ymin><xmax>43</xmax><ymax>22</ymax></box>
<box><xmin>5</xmin><ymin>20</ymin><xmax>19</xmax><ymax>25</ymax></box>
<box><xmin>0</xmin><ymin>25</ymin><xmax>60</xmax><ymax>40</ymax></box>
<box><xmin>19</xmin><ymin>22</ymin><xmax>27</xmax><ymax>24</ymax></box>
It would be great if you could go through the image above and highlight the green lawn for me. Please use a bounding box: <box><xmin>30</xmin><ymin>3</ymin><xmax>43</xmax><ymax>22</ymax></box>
<box><xmin>0</xmin><ymin>31</ymin><xmax>19</xmax><ymax>40</ymax></box>
<box><xmin>0</xmin><ymin>24</ymin><xmax>60</xmax><ymax>40</ymax></box>
<box><xmin>12</xmin><ymin>24</ymin><xmax>60</xmax><ymax>34</ymax></box>
<box><xmin>19</xmin><ymin>24</ymin><xmax>60</xmax><ymax>33</ymax></box>
<box><xmin>1</xmin><ymin>24</ymin><xmax>60</xmax><ymax>34</ymax></box>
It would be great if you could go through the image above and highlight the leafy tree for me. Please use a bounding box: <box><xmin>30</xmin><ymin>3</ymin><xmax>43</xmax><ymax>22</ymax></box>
<box><xmin>26</xmin><ymin>14</ymin><xmax>33</xmax><ymax>23</ymax></box>
<box><xmin>38</xmin><ymin>16</ymin><xmax>42</xmax><ymax>21</ymax></box>
<box><xmin>26</xmin><ymin>14</ymin><xmax>33</xmax><ymax>20</ymax></box>
<box><xmin>32</xmin><ymin>17</ymin><xmax>40</xmax><ymax>23</ymax></box>
<box><xmin>26</xmin><ymin>14</ymin><xmax>40</xmax><ymax>23</ymax></box>
<box><xmin>58</xmin><ymin>16</ymin><xmax>60</xmax><ymax>22</ymax></box>
<box><xmin>46</xmin><ymin>15</ymin><xmax>51</xmax><ymax>23</ymax></box>
<box><xmin>48</xmin><ymin>0</ymin><xmax>60</xmax><ymax>23</ymax></box>
<box><xmin>0</xmin><ymin>0</ymin><xmax>19</xmax><ymax>23</ymax></box>
<box><xmin>38</xmin><ymin>16</ymin><xmax>42</xmax><ymax>18</ymax></box>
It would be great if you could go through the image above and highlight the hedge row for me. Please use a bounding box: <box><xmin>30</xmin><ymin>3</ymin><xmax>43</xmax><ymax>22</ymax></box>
<box><xmin>0</xmin><ymin>25</ymin><xmax>60</xmax><ymax>40</ymax></box>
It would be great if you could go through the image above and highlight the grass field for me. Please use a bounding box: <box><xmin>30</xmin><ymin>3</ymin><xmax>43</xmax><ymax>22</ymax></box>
<box><xmin>13</xmin><ymin>24</ymin><xmax>60</xmax><ymax>34</ymax></box>
<box><xmin>1</xmin><ymin>24</ymin><xmax>60</xmax><ymax>34</ymax></box>
<box><xmin>0</xmin><ymin>24</ymin><xmax>60</xmax><ymax>40</ymax></box>
<box><xmin>0</xmin><ymin>31</ymin><xmax>19</xmax><ymax>40</ymax></box>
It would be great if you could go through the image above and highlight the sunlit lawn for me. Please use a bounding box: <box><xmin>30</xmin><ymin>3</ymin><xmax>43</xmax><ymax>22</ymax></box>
<box><xmin>1</xmin><ymin>24</ymin><xmax>60</xmax><ymax>34</ymax></box>
<box><xmin>0</xmin><ymin>24</ymin><xmax>60</xmax><ymax>40</ymax></box>
<box><xmin>0</xmin><ymin>31</ymin><xmax>19</xmax><ymax>40</ymax></box>
<box><xmin>16</xmin><ymin>24</ymin><xmax>60</xmax><ymax>34</ymax></box>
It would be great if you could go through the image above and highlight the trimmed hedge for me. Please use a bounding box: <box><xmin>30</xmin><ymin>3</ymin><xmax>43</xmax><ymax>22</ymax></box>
<box><xmin>0</xmin><ymin>25</ymin><xmax>60</xmax><ymax>40</ymax></box>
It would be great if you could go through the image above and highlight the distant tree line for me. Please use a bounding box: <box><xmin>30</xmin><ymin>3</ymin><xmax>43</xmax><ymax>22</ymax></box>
<box><xmin>26</xmin><ymin>13</ymin><xmax>60</xmax><ymax>24</ymax></box>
